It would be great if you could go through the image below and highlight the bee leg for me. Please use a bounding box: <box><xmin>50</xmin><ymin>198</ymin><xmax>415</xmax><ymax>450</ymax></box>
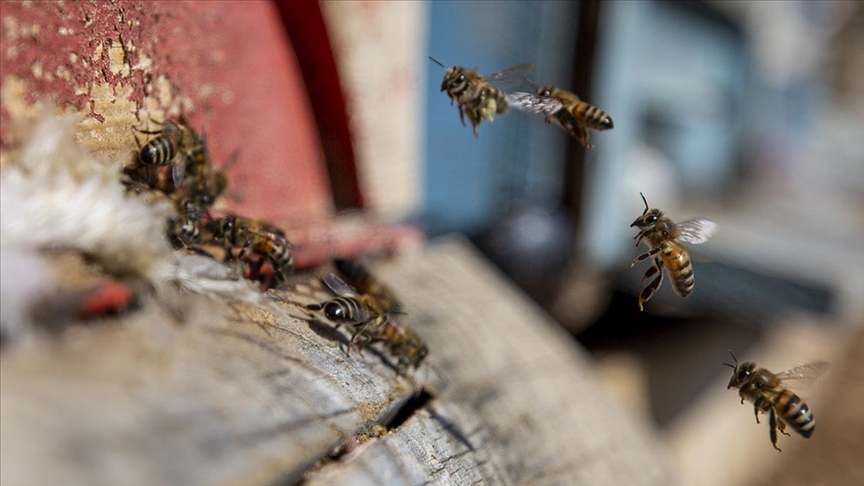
<box><xmin>457</xmin><ymin>105</ymin><xmax>466</xmax><ymax>126</ymax></box>
<box><xmin>769</xmin><ymin>408</ymin><xmax>782</xmax><ymax>452</ymax></box>
<box><xmin>631</xmin><ymin>246</ymin><xmax>663</xmax><ymax>267</ymax></box>
<box><xmin>778</xmin><ymin>420</ymin><xmax>790</xmax><ymax>437</ymax></box>
<box><xmin>348</xmin><ymin>319</ymin><xmax>373</xmax><ymax>349</ymax></box>
<box><xmin>347</xmin><ymin>327</ymin><xmax>373</xmax><ymax>357</ymax></box>
<box><xmin>637</xmin><ymin>259</ymin><xmax>663</xmax><ymax>312</ymax></box>
<box><xmin>237</xmin><ymin>238</ymin><xmax>254</xmax><ymax>260</ymax></box>
<box><xmin>472</xmin><ymin>123</ymin><xmax>480</xmax><ymax>138</ymax></box>
<box><xmin>576</xmin><ymin>124</ymin><xmax>592</xmax><ymax>148</ymax></box>
<box><xmin>753</xmin><ymin>405</ymin><xmax>761</xmax><ymax>424</ymax></box>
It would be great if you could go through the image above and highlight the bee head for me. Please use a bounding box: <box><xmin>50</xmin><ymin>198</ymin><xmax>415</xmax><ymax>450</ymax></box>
<box><xmin>726</xmin><ymin>362</ymin><xmax>755</xmax><ymax>389</ymax></box>
<box><xmin>537</xmin><ymin>86</ymin><xmax>554</xmax><ymax>98</ymax></box>
<box><xmin>413</xmin><ymin>345</ymin><xmax>429</xmax><ymax>367</ymax></box>
<box><xmin>213</xmin><ymin>217</ymin><xmax>234</xmax><ymax>237</ymax></box>
<box><xmin>441</xmin><ymin>67</ymin><xmax>468</xmax><ymax>93</ymax></box>
<box><xmin>630</xmin><ymin>192</ymin><xmax>663</xmax><ymax>228</ymax></box>
<box><xmin>723</xmin><ymin>350</ymin><xmax>754</xmax><ymax>389</ymax></box>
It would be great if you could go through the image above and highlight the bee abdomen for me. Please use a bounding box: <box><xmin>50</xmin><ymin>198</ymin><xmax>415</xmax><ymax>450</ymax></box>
<box><xmin>576</xmin><ymin>103</ymin><xmax>614</xmax><ymax>131</ymax></box>
<box><xmin>663</xmin><ymin>247</ymin><xmax>695</xmax><ymax>297</ymax></box>
<box><xmin>140</xmin><ymin>137</ymin><xmax>178</xmax><ymax>166</ymax></box>
<box><xmin>324</xmin><ymin>297</ymin><xmax>368</xmax><ymax>324</ymax></box>
<box><xmin>778</xmin><ymin>391</ymin><xmax>815</xmax><ymax>438</ymax></box>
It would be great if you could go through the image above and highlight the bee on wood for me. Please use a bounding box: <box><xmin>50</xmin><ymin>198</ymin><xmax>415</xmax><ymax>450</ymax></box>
<box><xmin>209</xmin><ymin>215</ymin><xmax>296</xmax><ymax>283</ymax></box>
<box><xmin>507</xmin><ymin>82</ymin><xmax>613</xmax><ymax>148</ymax></box>
<box><xmin>306</xmin><ymin>274</ymin><xmax>385</xmax><ymax>336</ymax></box>
<box><xmin>308</xmin><ymin>273</ymin><xmax>428</xmax><ymax>370</ymax></box>
<box><xmin>430</xmin><ymin>57</ymin><xmax>533</xmax><ymax>138</ymax></box>
<box><xmin>132</xmin><ymin>116</ymin><xmax>201</xmax><ymax>188</ymax></box>
<box><xmin>629</xmin><ymin>192</ymin><xmax>717</xmax><ymax>311</ymax></box>
<box><xmin>724</xmin><ymin>351</ymin><xmax>828</xmax><ymax>451</ymax></box>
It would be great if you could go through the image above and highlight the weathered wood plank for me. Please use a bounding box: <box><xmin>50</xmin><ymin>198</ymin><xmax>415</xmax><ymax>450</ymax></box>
<box><xmin>1</xmin><ymin>237</ymin><xmax>674</xmax><ymax>485</ymax></box>
<box><xmin>305</xmin><ymin>236</ymin><xmax>675</xmax><ymax>485</ymax></box>
<box><xmin>0</xmin><ymin>277</ymin><xmax>415</xmax><ymax>486</ymax></box>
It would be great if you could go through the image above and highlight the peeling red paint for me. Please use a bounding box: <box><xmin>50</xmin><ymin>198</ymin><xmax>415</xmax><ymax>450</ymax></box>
<box><xmin>1</xmin><ymin>0</ymin><xmax>333</xmax><ymax>221</ymax></box>
<box><xmin>0</xmin><ymin>0</ymin><xmax>412</xmax><ymax>261</ymax></box>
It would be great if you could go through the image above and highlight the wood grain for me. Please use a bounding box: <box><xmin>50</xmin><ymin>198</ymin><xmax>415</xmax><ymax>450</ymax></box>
<box><xmin>0</xmin><ymin>237</ymin><xmax>673</xmax><ymax>485</ymax></box>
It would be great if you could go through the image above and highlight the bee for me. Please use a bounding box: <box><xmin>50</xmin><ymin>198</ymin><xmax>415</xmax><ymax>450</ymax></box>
<box><xmin>309</xmin><ymin>273</ymin><xmax>428</xmax><ymax>370</ymax></box>
<box><xmin>133</xmin><ymin>116</ymin><xmax>201</xmax><ymax>188</ymax></box>
<box><xmin>306</xmin><ymin>274</ymin><xmax>385</xmax><ymax>336</ymax></box>
<box><xmin>629</xmin><ymin>192</ymin><xmax>717</xmax><ymax>311</ymax></box>
<box><xmin>430</xmin><ymin>57</ymin><xmax>533</xmax><ymax>138</ymax></box>
<box><xmin>724</xmin><ymin>351</ymin><xmax>829</xmax><ymax>451</ymax></box>
<box><xmin>209</xmin><ymin>215</ymin><xmax>296</xmax><ymax>282</ymax></box>
<box><xmin>181</xmin><ymin>134</ymin><xmax>240</xmax><ymax>213</ymax></box>
<box><xmin>180</xmin><ymin>166</ymin><xmax>229</xmax><ymax>212</ymax></box>
<box><xmin>507</xmin><ymin>82</ymin><xmax>613</xmax><ymax>148</ymax></box>
<box><xmin>334</xmin><ymin>259</ymin><xmax>401</xmax><ymax>314</ymax></box>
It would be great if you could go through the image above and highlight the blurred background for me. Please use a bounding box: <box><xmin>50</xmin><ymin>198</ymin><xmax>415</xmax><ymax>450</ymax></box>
<box><xmin>1</xmin><ymin>0</ymin><xmax>861</xmax><ymax>484</ymax></box>
<box><xmin>318</xmin><ymin>1</ymin><xmax>864</xmax><ymax>484</ymax></box>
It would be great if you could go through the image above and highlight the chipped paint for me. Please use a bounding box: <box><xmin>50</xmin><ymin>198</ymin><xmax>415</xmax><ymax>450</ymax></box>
<box><xmin>1</xmin><ymin>0</ymin><xmax>334</xmax><ymax>222</ymax></box>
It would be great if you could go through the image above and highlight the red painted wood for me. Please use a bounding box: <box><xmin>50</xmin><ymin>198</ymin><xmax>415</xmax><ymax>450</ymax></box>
<box><xmin>0</xmin><ymin>0</ymin><xmax>331</xmax><ymax>222</ymax></box>
<box><xmin>275</xmin><ymin>0</ymin><xmax>364</xmax><ymax>211</ymax></box>
<box><xmin>0</xmin><ymin>0</ymin><xmax>421</xmax><ymax>269</ymax></box>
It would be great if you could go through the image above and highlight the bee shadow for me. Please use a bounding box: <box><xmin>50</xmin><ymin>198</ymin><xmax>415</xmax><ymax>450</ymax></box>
<box><xmin>306</xmin><ymin>318</ymin><xmax>349</xmax><ymax>346</ymax></box>
<box><xmin>304</xmin><ymin>316</ymin><xmax>407</xmax><ymax>375</ymax></box>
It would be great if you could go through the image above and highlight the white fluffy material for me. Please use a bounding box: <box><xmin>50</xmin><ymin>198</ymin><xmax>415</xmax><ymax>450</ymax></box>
<box><xmin>0</xmin><ymin>113</ymin><xmax>174</xmax><ymax>279</ymax></box>
<box><xmin>0</xmin><ymin>112</ymin><xmax>263</xmax><ymax>341</ymax></box>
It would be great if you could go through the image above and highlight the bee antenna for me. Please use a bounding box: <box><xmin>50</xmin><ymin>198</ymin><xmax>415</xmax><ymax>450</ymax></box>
<box><xmin>428</xmin><ymin>56</ymin><xmax>446</xmax><ymax>68</ymax></box>
<box><xmin>639</xmin><ymin>192</ymin><xmax>649</xmax><ymax>215</ymax></box>
<box><xmin>723</xmin><ymin>349</ymin><xmax>739</xmax><ymax>369</ymax></box>
<box><xmin>523</xmin><ymin>75</ymin><xmax>539</xmax><ymax>91</ymax></box>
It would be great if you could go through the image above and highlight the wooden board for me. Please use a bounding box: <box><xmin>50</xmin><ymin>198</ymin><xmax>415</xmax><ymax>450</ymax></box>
<box><xmin>1</xmin><ymin>237</ymin><xmax>674</xmax><ymax>485</ymax></box>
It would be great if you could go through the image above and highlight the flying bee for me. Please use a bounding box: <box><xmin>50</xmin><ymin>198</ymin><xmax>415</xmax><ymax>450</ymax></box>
<box><xmin>724</xmin><ymin>351</ymin><xmax>829</xmax><ymax>451</ymax></box>
<box><xmin>430</xmin><ymin>57</ymin><xmax>533</xmax><ymax>138</ymax></box>
<box><xmin>308</xmin><ymin>273</ymin><xmax>428</xmax><ymax>370</ymax></box>
<box><xmin>507</xmin><ymin>81</ymin><xmax>613</xmax><ymax>148</ymax></box>
<box><xmin>209</xmin><ymin>215</ymin><xmax>296</xmax><ymax>283</ymax></box>
<box><xmin>629</xmin><ymin>192</ymin><xmax>717</xmax><ymax>311</ymax></box>
<box><xmin>133</xmin><ymin>116</ymin><xmax>201</xmax><ymax>188</ymax></box>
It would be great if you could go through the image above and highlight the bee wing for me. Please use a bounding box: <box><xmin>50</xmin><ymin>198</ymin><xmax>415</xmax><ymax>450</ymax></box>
<box><xmin>321</xmin><ymin>273</ymin><xmax>361</xmax><ymax>298</ymax></box>
<box><xmin>675</xmin><ymin>219</ymin><xmax>718</xmax><ymax>245</ymax></box>
<box><xmin>484</xmin><ymin>62</ymin><xmax>534</xmax><ymax>83</ymax></box>
<box><xmin>171</xmin><ymin>158</ymin><xmax>187</xmax><ymax>188</ymax></box>
<box><xmin>506</xmin><ymin>92</ymin><xmax>564</xmax><ymax>116</ymax></box>
<box><xmin>775</xmin><ymin>361</ymin><xmax>830</xmax><ymax>390</ymax></box>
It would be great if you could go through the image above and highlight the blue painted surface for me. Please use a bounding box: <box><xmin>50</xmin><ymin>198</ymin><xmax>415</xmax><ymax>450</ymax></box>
<box><xmin>420</xmin><ymin>1</ymin><xmax>579</xmax><ymax>236</ymax></box>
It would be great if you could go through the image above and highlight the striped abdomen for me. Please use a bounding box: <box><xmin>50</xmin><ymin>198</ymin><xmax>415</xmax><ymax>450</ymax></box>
<box><xmin>659</xmin><ymin>242</ymin><xmax>695</xmax><ymax>298</ymax></box>
<box><xmin>319</xmin><ymin>297</ymin><xmax>371</xmax><ymax>325</ymax></box>
<box><xmin>776</xmin><ymin>389</ymin><xmax>815</xmax><ymax>438</ymax></box>
<box><xmin>140</xmin><ymin>135</ymin><xmax>179</xmax><ymax>166</ymax></box>
<box><xmin>249</xmin><ymin>233</ymin><xmax>294</xmax><ymax>274</ymax></box>
<box><xmin>573</xmin><ymin>101</ymin><xmax>614</xmax><ymax>131</ymax></box>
